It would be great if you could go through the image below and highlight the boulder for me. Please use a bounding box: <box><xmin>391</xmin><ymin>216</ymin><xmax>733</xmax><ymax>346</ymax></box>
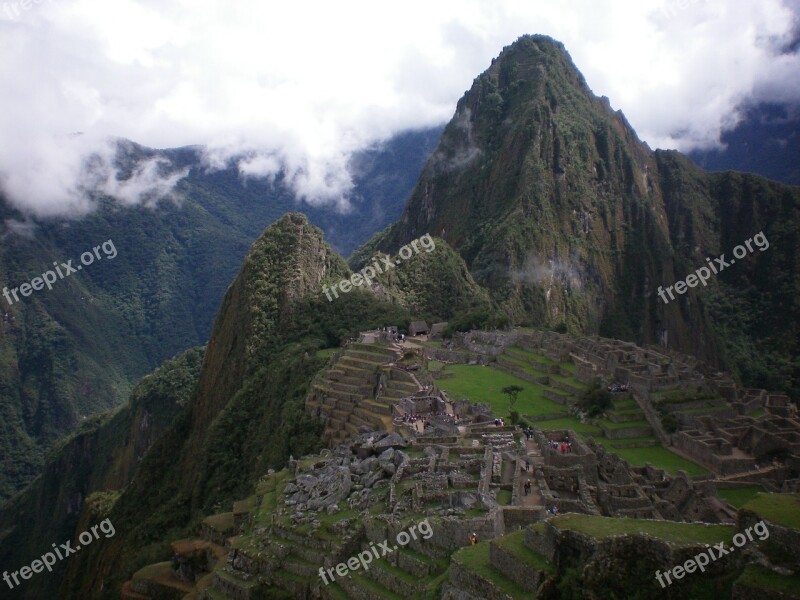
<box><xmin>352</xmin><ymin>456</ymin><xmax>378</xmax><ymax>475</ymax></box>
<box><xmin>374</xmin><ymin>432</ymin><xmax>406</xmax><ymax>450</ymax></box>
<box><xmin>306</xmin><ymin>466</ymin><xmax>352</xmax><ymax>510</ymax></box>
<box><xmin>363</xmin><ymin>470</ymin><xmax>384</xmax><ymax>488</ymax></box>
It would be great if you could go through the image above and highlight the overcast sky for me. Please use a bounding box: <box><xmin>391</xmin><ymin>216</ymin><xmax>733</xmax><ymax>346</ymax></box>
<box><xmin>1</xmin><ymin>0</ymin><xmax>798</xmax><ymax>217</ymax></box>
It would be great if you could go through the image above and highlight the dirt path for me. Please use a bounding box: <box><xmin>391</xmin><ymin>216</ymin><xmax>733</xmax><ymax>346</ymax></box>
<box><xmin>518</xmin><ymin>435</ymin><xmax>545</xmax><ymax>506</ymax></box>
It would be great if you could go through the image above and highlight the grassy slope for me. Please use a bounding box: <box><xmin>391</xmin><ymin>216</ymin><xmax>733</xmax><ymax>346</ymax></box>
<box><xmin>741</xmin><ymin>492</ymin><xmax>800</xmax><ymax>529</ymax></box>
<box><xmin>551</xmin><ymin>514</ymin><xmax>733</xmax><ymax>545</ymax></box>
<box><xmin>434</xmin><ymin>356</ymin><xmax>706</xmax><ymax>475</ymax></box>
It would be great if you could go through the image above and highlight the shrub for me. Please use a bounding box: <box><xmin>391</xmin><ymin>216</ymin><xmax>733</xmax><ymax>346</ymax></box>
<box><xmin>578</xmin><ymin>384</ymin><xmax>612</xmax><ymax>417</ymax></box>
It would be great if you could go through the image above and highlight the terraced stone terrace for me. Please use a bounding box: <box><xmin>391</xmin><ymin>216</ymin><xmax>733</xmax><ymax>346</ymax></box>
<box><xmin>432</xmin><ymin>343</ymin><xmax>706</xmax><ymax>476</ymax></box>
<box><xmin>119</xmin><ymin>420</ymin><xmax>799</xmax><ymax>599</ymax></box>
<box><xmin>122</xmin><ymin>328</ymin><xmax>799</xmax><ymax>599</ymax></box>
<box><xmin>306</xmin><ymin>341</ymin><xmax>419</xmax><ymax>446</ymax></box>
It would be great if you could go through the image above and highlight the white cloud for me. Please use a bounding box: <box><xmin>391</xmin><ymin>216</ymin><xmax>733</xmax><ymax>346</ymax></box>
<box><xmin>0</xmin><ymin>0</ymin><xmax>797</xmax><ymax>217</ymax></box>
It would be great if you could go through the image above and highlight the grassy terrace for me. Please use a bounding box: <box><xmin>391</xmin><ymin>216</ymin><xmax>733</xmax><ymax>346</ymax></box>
<box><xmin>452</xmin><ymin>542</ymin><xmax>529</xmax><ymax>597</ymax></box>
<box><xmin>434</xmin><ymin>364</ymin><xmax>564</xmax><ymax>416</ymax></box>
<box><xmin>506</xmin><ymin>346</ymin><xmax>556</xmax><ymax>364</ymax></box>
<box><xmin>551</xmin><ymin>514</ymin><xmax>734</xmax><ymax>545</ymax></box>
<box><xmin>602</xmin><ymin>445</ymin><xmax>707</xmax><ymax>476</ymax></box>
<box><xmin>496</xmin><ymin>489</ymin><xmax>512</xmax><ymax>505</ymax></box>
<box><xmin>736</xmin><ymin>564</ymin><xmax>800</xmax><ymax>594</ymax></box>
<box><xmin>436</xmin><ymin>358</ymin><xmax>707</xmax><ymax>476</ymax></box>
<box><xmin>741</xmin><ymin>493</ymin><xmax>800</xmax><ymax>529</ymax></box>
<box><xmin>494</xmin><ymin>530</ymin><xmax>554</xmax><ymax>574</ymax></box>
<box><xmin>716</xmin><ymin>486</ymin><xmax>765</xmax><ymax>508</ymax></box>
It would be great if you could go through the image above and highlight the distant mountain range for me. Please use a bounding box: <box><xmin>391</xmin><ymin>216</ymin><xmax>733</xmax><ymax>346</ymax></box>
<box><xmin>689</xmin><ymin>102</ymin><xmax>800</xmax><ymax>185</ymax></box>
<box><xmin>0</xmin><ymin>33</ymin><xmax>798</xmax><ymax>600</ymax></box>
<box><xmin>0</xmin><ymin>127</ymin><xmax>441</xmax><ymax>502</ymax></box>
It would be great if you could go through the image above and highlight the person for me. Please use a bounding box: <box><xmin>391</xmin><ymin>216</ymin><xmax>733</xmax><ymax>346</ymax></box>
<box><xmin>469</xmin><ymin>532</ymin><xmax>478</xmax><ymax>545</ymax></box>
<box><xmin>526</xmin><ymin>460</ymin><xmax>530</xmax><ymax>472</ymax></box>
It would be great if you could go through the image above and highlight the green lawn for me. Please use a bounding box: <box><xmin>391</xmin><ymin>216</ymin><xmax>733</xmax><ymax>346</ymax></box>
<box><xmin>506</xmin><ymin>346</ymin><xmax>557</xmax><ymax>364</ymax></box>
<box><xmin>435</xmin><ymin>364</ymin><xmax>563</xmax><ymax>417</ymax></box>
<box><xmin>604</xmin><ymin>444</ymin><xmax>708</xmax><ymax>476</ymax></box>
<box><xmin>741</xmin><ymin>493</ymin><xmax>800</xmax><ymax>529</ymax></box>
<box><xmin>496</xmin><ymin>489</ymin><xmax>512</xmax><ymax>505</ymax></box>
<box><xmin>597</xmin><ymin>418</ymin><xmax>650</xmax><ymax>430</ymax></box>
<box><xmin>717</xmin><ymin>486</ymin><xmax>765</xmax><ymax>508</ymax></box>
<box><xmin>494</xmin><ymin>530</ymin><xmax>554</xmax><ymax>573</ymax></box>
<box><xmin>452</xmin><ymin>542</ymin><xmax>529</xmax><ymax>597</ymax></box>
<box><xmin>736</xmin><ymin>564</ymin><xmax>800</xmax><ymax>594</ymax></box>
<box><xmin>427</xmin><ymin>360</ymin><xmax>446</xmax><ymax>372</ymax></box>
<box><xmin>552</xmin><ymin>514</ymin><xmax>733</xmax><ymax>545</ymax></box>
<box><xmin>532</xmin><ymin>417</ymin><xmax>602</xmax><ymax>434</ymax></box>
<box><xmin>436</xmin><ymin>364</ymin><xmax>707</xmax><ymax>476</ymax></box>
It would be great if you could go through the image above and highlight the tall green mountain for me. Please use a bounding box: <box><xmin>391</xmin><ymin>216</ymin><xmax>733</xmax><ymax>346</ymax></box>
<box><xmin>354</xmin><ymin>35</ymin><xmax>800</xmax><ymax>398</ymax></box>
<box><xmin>2</xmin><ymin>33</ymin><xmax>799</xmax><ymax>600</ymax></box>
<box><xmin>0</xmin><ymin>128</ymin><xmax>440</xmax><ymax>502</ymax></box>
<box><xmin>0</xmin><ymin>212</ymin><xmax>476</xmax><ymax>598</ymax></box>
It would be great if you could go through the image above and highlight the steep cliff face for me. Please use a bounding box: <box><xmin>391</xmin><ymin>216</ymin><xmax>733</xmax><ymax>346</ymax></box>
<box><xmin>55</xmin><ymin>214</ymin><xmax>414</xmax><ymax>598</ymax></box>
<box><xmin>0</xmin><ymin>347</ymin><xmax>203</xmax><ymax>600</ymax></box>
<box><xmin>183</xmin><ymin>213</ymin><xmax>350</xmax><ymax>458</ymax></box>
<box><xmin>358</xmin><ymin>35</ymin><xmax>800</xmax><ymax>396</ymax></box>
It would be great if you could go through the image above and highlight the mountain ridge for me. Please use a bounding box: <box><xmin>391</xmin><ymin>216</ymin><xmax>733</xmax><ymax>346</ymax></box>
<box><xmin>353</xmin><ymin>34</ymin><xmax>800</xmax><ymax>399</ymax></box>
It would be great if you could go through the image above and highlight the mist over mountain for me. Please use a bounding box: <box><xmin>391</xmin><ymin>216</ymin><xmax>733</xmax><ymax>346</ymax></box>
<box><xmin>354</xmin><ymin>35</ymin><xmax>800</xmax><ymax>399</ymax></box>
<box><xmin>689</xmin><ymin>102</ymin><xmax>800</xmax><ymax>185</ymax></box>
<box><xmin>0</xmin><ymin>127</ymin><xmax>440</xmax><ymax>502</ymax></box>
<box><xmin>0</xmin><ymin>30</ymin><xmax>798</xmax><ymax>600</ymax></box>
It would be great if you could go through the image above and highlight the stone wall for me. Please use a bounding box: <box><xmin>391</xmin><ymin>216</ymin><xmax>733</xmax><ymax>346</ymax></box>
<box><xmin>489</xmin><ymin>540</ymin><xmax>548</xmax><ymax>592</ymax></box>
<box><xmin>602</xmin><ymin>425</ymin><xmax>654</xmax><ymax>439</ymax></box>
<box><xmin>425</xmin><ymin>348</ymin><xmax>491</xmax><ymax>365</ymax></box>
<box><xmin>738</xmin><ymin>511</ymin><xmax>800</xmax><ymax>566</ymax></box>
<box><xmin>673</xmin><ymin>432</ymin><xmax>756</xmax><ymax>476</ymax></box>
<box><xmin>501</xmin><ymin>507</ymin><xmax>545</xmax><ymax>532</ymax></box>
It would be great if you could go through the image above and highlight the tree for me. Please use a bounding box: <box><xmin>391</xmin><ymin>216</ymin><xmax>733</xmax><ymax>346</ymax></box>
<box><xmin>578</xmin><ymin>384</ymin><xmax>612</xmax><ymax>417</ymax></box>
<box><xmin>502</xmin><ymin>385</ymin><xmax>524</xmax><ymax>412</ymax></box>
